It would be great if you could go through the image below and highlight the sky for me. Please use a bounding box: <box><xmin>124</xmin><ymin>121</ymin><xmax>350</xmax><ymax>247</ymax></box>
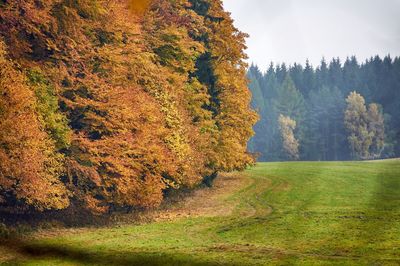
<box><xmin>222</xmin><ymin>0</ymin><xmax>400</xmax><ymax>71</ymax></box>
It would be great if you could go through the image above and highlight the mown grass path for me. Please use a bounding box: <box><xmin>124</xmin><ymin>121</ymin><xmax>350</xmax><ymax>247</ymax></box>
<box><xmin>1</xmin><ymin>160</ymin><xmax>400</xmax><ymax>265</ymax></box>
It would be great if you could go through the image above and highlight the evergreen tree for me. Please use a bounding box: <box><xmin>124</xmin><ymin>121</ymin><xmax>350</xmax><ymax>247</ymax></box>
<box><xmin>247</xmin><ymin>66</ymin><xmax>267</xmax><ymax>155</ymax></box>
<box><xmin>315</xmin><ymin>58</ymin><xmax>329</xmax><ymax>89</ymax></box>
<box><xmin>342</xmin><ymin>56</ymin><xmax>361</xmax><ymax>96</ymax></box>
<box><xmin>306</xmin><ymin>86</ymin><xmax>346</xmax><ymax>160</ymax></box>
<box><xmin>289</xmin><ymin>63</ymin><xmax>304</xmax><ymax>94</ymax></box>
<box><xmin>273</xmin><ymin>75</ymin><xmax>306</xmax><ymax>122</ymax></box>
<box><xmin>272</xmin><ymin>75</ymin><xmax>306</xmax><ymax>160</ymax></box>
<box><xmin>300</xmin><ymin>59</ymin><xmax>315</xmax><ymax>96</ymax></box>
<box><xmin>248</xmin><ymin>65</ymin><xmax>265</xmax><ymax>113</ymax></box>
<box><xmin>328</xmin><ymin>58</ymin><xmax>343</xmax><ymax>90</ymax></box>
<box><xmin>276</xmin><ymin>63</ymin><xmax>288</xmax><ymax>84</ymax></box>
<box><xmin>263</xmin><ymin>63</ymin><xmax>279</xmax><ymax>100</ymax></box>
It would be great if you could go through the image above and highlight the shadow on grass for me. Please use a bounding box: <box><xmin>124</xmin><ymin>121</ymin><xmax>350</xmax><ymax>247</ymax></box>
<box><xmin>325</xmin><ymin>161</ymin><xmax>400</xmax><ymax>257</ymax></box>
<box><xmin>0</xmin><ymin>238</ymin><xmax>230</xmax><ymax>266</ymax></box>
<box><xmin>365</xmin><ymin>161</ymin><xmax>400</xmax><ymax>240</ymax></box>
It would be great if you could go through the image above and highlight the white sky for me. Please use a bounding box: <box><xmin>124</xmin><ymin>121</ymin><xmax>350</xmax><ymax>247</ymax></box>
<box><xmin>222</xmin><ymin>0</ymin><xmax>400</xmax><ymax>71</ymax></box>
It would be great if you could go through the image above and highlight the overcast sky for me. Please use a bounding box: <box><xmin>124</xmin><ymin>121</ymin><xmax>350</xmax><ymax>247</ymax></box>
<box><xmin>222</xmin><ymin>0</ymin><xmax>400</xmax><ymax>71</ymax></box>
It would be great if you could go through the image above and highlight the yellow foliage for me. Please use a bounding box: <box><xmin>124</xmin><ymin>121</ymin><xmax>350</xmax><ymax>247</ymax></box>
<box><xmin>278</xmin><ymin>115</ymin><xmax>299</xmax><ymax>160</ymax></box>
<box><xmin>0</xmin><ymin>0</ymin><xmax>257</xmax><ymax>213</ymax></box>
<box><xmin>0</xmin><ymin>42</ymin><xmax>69</xmax><ymax>211</ymax></box>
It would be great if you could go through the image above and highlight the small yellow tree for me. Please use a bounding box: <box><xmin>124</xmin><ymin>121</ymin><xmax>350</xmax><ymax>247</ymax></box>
<box><xmin>367</xmin><ymin>103</ymin><xmax>385</xmax><ymax>158</ymax></box>
<box><xmin>344</xmin><ymin>92</ymin><xmax>371</xmax><ymax>159</ymax></box>
<box><xmin>344</xmin><ymin>92</ymin><xmax>385</xmax><ymax>160</ymax></box>
<box><xmin>278</xmin><ymin>114</ymin><xmax>299</xmax><ymax>160</ymax></box>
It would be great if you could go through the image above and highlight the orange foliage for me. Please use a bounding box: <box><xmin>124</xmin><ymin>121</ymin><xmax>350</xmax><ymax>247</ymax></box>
<box><xmin>188</xmin><ymin>0</ymin><xmax>258</xmax><ymax>172</ymax></box>
<box><xmin>0</xmin><ymin>0</ymin><xmax>256</xmax><ymax>213</ymax></box>
<box><xmin>128</xmin><ymin>0</ymin><xmax>152</xmax><ymax>15</ymax></box>
<box><xmin>0</xmin><ymin>42</ymin><xmax>69</xmax><ymax>210</ymax></box>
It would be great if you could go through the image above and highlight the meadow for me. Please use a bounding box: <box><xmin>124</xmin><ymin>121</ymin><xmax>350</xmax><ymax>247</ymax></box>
<box><xmin>1</xmin><ymin>160</ymin><xmax>400</xmax><ymax>265</ymax></box>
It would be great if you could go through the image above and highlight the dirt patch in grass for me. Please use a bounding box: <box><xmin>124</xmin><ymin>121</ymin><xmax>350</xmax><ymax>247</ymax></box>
<box><xmin>147</xmin><ymin>172</ymin><xmax>253</xmax><ymax>221</ymax></box>
<box><xmin>272</xmin><ymin>180</ymin><xmax>291</xmax><ymax>192</ymax></box>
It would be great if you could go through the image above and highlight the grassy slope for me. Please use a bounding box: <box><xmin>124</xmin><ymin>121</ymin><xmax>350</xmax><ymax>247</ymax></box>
<box><xmin>1</xmin><ymin>160</ymin><xmax>400</xmax><ymax>265</ymax></box>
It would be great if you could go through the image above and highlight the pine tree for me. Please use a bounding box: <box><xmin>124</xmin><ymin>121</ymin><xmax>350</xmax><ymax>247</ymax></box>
<box><xmin>289</xmin><ymin>63</ymin><xmax>304</xmax><ymax>94</ymax></box>
<box><xmin>247</xmin><ymin>66</ymin><xmax>267</xmax><ymax>154</ymax></box>
<box><xmin>315</xmin><ymin>58</ymin><xmax>329</xmax><ymax>88</ymax></box>
<box><xmin>306</xmin><ymin>86</ymin><xmax>346</xmax><ymax>160</ymax></box>
<box><xmin>273</xmin><ymin>75</ymin><xmax>306</xmax><ymax>125</ymax></box>
<box><xmin>342</xmin><ymin>56</ymin><xmax>361</xmax><ymax>96</ymax></box>
<box><xmin>328</xmin><ymin>58</ymin><xmax>343</xmax><ymax>90</ymax></box>
<box><xmin>300</xmin><ymin>59</ymin><xmax>315</xmax><ymax>96</ymax></box>
<box><xmin>272</xmin><ymin>75</ymin><xmax>305</xmax><ymax>159</ymax></box>
<box><xmin>276</xmin><ymin>63</ymin><xmax>288</xmax><ymax>84</ymax></box>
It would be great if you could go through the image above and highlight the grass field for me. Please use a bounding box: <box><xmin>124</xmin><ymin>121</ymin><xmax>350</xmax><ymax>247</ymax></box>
<box><xmin>1</xmin><ymin>160</ymin><xmax>400</xmax><ymax>265</ymax></box>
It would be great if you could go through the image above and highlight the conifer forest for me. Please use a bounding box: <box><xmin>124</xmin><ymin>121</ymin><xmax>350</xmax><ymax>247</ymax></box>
<box><xmin>248</xmin><ymin>57</ymin><xmax>400</xmax><ymax>161</ymax></box>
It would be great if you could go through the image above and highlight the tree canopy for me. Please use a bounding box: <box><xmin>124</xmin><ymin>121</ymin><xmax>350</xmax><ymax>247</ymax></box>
<box><xmin>0</xmin><ymin>0</ymin><xmax>256</xmax><ymax>213</ymax></box>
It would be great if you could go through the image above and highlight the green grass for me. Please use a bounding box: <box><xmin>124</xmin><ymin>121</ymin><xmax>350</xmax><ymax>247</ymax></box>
<box><xmin>1</xmin><ymin>160</ymin><xmax>400</xmax><ymax>265</ymax></box>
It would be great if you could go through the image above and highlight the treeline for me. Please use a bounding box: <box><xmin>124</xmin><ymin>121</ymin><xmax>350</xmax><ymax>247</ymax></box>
<box><xmin>248</xmin><ymin>56</ymin><xmax>400</xmax><ymax>161</ymax></box>
<box><xmin>0</xmin><ymin>0</ymin><xmax>256</xmax><ymax>214</ymax></box>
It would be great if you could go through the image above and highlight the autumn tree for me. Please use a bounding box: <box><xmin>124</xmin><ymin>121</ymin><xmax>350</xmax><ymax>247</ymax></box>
<box><xmin>367</xmin><ymin>103</ymin><xmax>385</xmax><ymax>158</ymax></box>
<box><xmin>0</xmin><ymin>42</ymin><xmax>69</xmax><ymax>211</ymax></box>
<box><xmin>0</xmin><ymin>0</ymin><xmax>257</xmax><ymax>213</ymax></box>
<box><xmin>189</xmin><ymin>0</ymin><xmax>258</xmax><ymax>175</ymax></box>
<box><xmin>344</xmin><ymin>92</ymin><xmax>383</xmax><ymax>159</ymax></box>
<box><xmin>27</xmin><ymin>69</ymin><xmax>71</xmax><ymax>151</ymax></box>
<box><xmin>278</xmin><ymin>115</ymin><xmax>299</xmax><ymax>160</ymax></box>
<box><xmin>52</xmin><ymin>0</ymin><xmax>191</xmax><ymax>212</ymax></box>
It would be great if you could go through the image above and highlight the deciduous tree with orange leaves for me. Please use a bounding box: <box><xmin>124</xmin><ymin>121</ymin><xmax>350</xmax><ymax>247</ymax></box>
<box><xmin>0</xmin><ymin>0</ymin><xmax>256</xmax><ymax>214</ymax></box>
<box><xmin>0</xmin><ymin>42</ymin><xmax>69</xmax><ymax>211</ymax></box>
